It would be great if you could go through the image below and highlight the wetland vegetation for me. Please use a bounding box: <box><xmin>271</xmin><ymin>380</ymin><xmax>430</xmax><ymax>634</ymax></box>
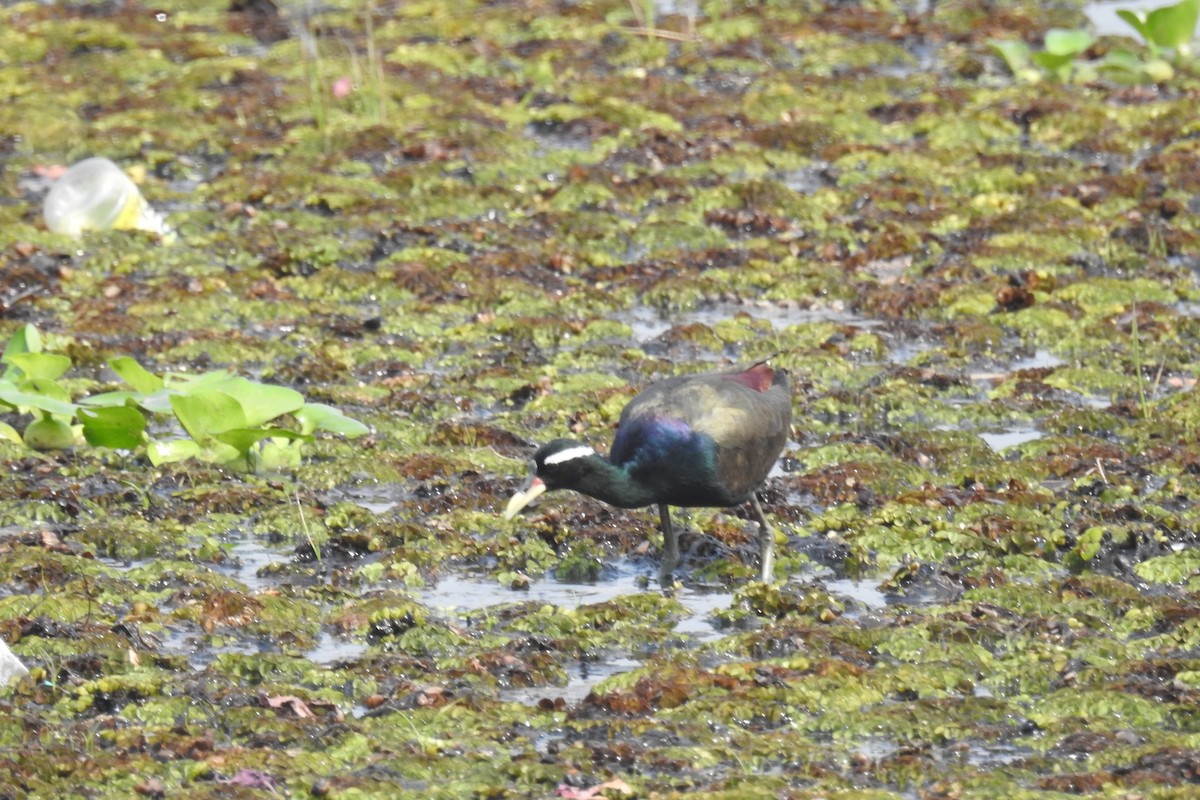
<box><xmin>2</xmin><ymin>0</ymin><xmax>1200</xmax><ymax>797</ymax></box>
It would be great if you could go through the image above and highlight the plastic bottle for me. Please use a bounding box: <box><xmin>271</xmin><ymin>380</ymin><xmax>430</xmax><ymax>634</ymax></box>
<box><xmin>43</xmin><ymin>157</ymin><xmax>173</xmax><ymax>242</ymax></box>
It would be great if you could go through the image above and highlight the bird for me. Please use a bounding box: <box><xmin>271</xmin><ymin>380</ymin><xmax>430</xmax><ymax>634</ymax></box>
<box><xmin>504</xmin><ymin>362</ymin><xmax>792</xmax><ymax>586</ymax></box>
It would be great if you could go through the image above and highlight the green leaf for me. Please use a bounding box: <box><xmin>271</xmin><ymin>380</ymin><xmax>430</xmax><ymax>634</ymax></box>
<box><xmin>991</xmin><ymin>39</ymin><xmax>1032</xmax><ymax>74</ymax></box>
<box><xmin>79</xmin><ymin>390</ymin><xmax>141</xmax><ymax>408</ymax></box>
<box><xmin>23</xmin><ymin>415</ymin><xmax>76</xmax><ymax>450</ymax></box>
<box><xmin>23</xmin><ymin>378</ymin><xmax>71</xmax><ymax>404</ymax></box>
<box><xmin>1145</xmin><ymin>0</ymin><xmax>1200</xmax><ymax>48</ymax></box>
<box><xmin>1117</xmin><ymin>9</ymin><xmax>1155</xmax><ymax>45</ymax></box>
<box><xmin>196</xmin><ymin>440</ymin><xmax>244</xmax><ymax>465</ymax></box>
<box><xmin>249</xmin><ymin>438</ymin><xmax>305</xmax><ymax>473</ymax></box>
<box><xmin>205</xmin><ymin>377</ymin><xmax>305</xmax><ymax>427</ymax></box>
<box><xmin>83</xmin><ymin>390</ymin><xmax>174</xmax><ymax>415</ymax></box>
<box><xmin>0</xmin><ymin>383</ymin><xmax>77</xmax><ymax>416</ymax></box>
<box><xmin>2</xmin><ymin>325</ymin><xmax>41</xmax><ymax>380</ymax></box>
<box><xmin>1031</xmin><ymin>50</ymin><xmax>1077</xmax><ymax>74</ymax></box>
<box><xmin>169</xmin><ymin>391</ymin><xmax>247</xmax><ymax>440</ymax></box>
<box><xmin>1142</xmin><ymin>57</ymin><xmax>1176</xmax><ymax>81</ymax></box>
<box><xmin>131</xmin><ymin>390</ymin><xmax>176</xmax><ymax>415</ymax></box>
<box><xmin>2</xmin><ymin>353</ymin><xmax>72</xmax><ymax>381</ymax></box>
<box><xmin>78</xmin><ymin>406</ymin><xmax>147</xmax><ymax>449</ymax></box>
<box><xmin>1043</xmin><ymin>28</ymin><xmax>1094</xmax><ymax>56</ymax></box>
<box><xmin>0</xmin><ymin>422</ymin><xmax>22</xmax><ymax>445</ymax></box>
<box><xmin>109</xmin><ymin>356</ymin><xmax>164</xmax><ymax>393</ymax></box>
<box><xmin>0</xmin><ymin>380</ymin><xmax>17</xmax><ymax>411</ymax></box>
<box><xmin>214</xmin><ymin>427</ymin><xmax>312</xmax><ymax>455</ymax></box>
<box><xmin>146</xmin><ymin>438</ymin><xmax>201</xmax><ymax>466</ymax></box>
<box><xmin>1099</xmin><ymin>47</ymin><xmax>1144</xmax><ymax>76</ymax></box>
<box><xmin>165</xmin><ymin>369</ymin><xmax>237</xmax><ymax>393</ymax></box>
<box><xmin>1077</xmin><ymin>526</ymin><xmax>1105</xmax><ymax>561</ymax></box>
<box><xmin>295</xmin><ymin>403</ymin><xmax>370</xmax><ymax>438</ymax></box>
<box><xmin>147</xmin><ymin>436</ymin><xmax>244</xmax><ymax>467</ymax></box>
<box><xmin>10</xmin><ymin>324</ymin><xmax>41</xmax><ymax>354</ymax></box>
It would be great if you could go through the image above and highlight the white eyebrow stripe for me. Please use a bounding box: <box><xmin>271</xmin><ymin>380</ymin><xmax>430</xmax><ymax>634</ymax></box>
<box><xmin>544</xmin><ymin>445</ymin><xmax>595</xmax><ymax>465</ymax></box>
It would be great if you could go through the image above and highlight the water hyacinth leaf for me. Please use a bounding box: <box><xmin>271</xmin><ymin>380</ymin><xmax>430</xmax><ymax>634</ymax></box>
<box><xmin>295</xmin><ymin>403</ymin><xmax>370</xmax><ymax>437</ymax></box>
<box><xmin>1146</xmin><ymin>0</ymin><xmax>1200</xmax><ymax>48</ymax></box>
<box><xmin>991</xmin><ymin>39</ymin><xmax>1032</xmax><ymax>74</ymax></box>
<box><xmin>1117</xmin><ymin>9</ymin><xmax>1155</xmax><ymax>45</ymax></box>
<box><xmin>1043</xmin><ymin>28</ymin><xmax>1094</xmax><ymax>56</ymax></box>
<box><xmin>1030</xmin><ymin>49</ymin><xmax>1076</xmax><ymax>76</ymax></box>
<box><xmin>0</xmin><ymin>380</ymin><xmax>17</xmax><ymax>411</ymax></box>
<box><xmin>146</xmin><ymin>438</ymin><xmax>201</xmax><ymax>466</ymax></box>
<box><xmin>196</xmin><ymin>440</ymin><xmax>245</xmax><ymax>465</ymax></box>
<box><xmin>3</xmin><ymin>352</ymin><xmax>72</xmax><ymax>381</ymax></box>
<box><xmin>0</xmin><ymin>382</ymin><xmax>77</xmax><ymax>416</ymax></box>
<box><xmin>0</xmin><ymin>422</ymin><xmax>20</xmax><ymax>445</ymax></box>
<box><xmin>79</xmin><ymin>390</ymin><xmax>140</xmax><ymax>408</ymax></box>
<box><xmin>214</xmin><ymin>427</ymin><xmax>312</xmax><ymax>455</ymax></box>
<box><xmin>109</xmin><ymin>356</ymin><xmax>164</xmax><ymax>393</ymax></box>
<box><xmin>1142</xmin><ymin>57</ymin><xmax>1175</xmax><ymax>80</ymax></box>
<box><xmin>1</xmin><ymin>324</ymin><xmax>41</xmax><ymax>380</ymax></box>
<box><xmin>7</xmin><ymin>324</ymin><xmax>41</xmax><ymax>355</ymax></box>
<box><xmin>1099</xmin><ymin>47</ymin><xmax>1146</xmax><ymax>80</ymax></box>
<box><xmin>1030</xmin><ymin>29</ymin><xmax>1093</xmax><ymax>78</ymax></box>
<box><xmin>166</xmin><ymin>369</ymin><xmax>238</xmax><ymax>393</ymax></box>
<box><xmin>78</xmin><ymin>406</ymin><xmax>147</xmax><ymax>449</ymax></box>
<box><xmin>169</xmin><ymin>390</ymin><xmax>247</xmax><ymax>440</ymax></box>
<box><xmin>205</xmin><ymin>377</ymin><xmax>305</xmax><ymax>427</ymax></box>
<box><xmin>132</xmin><ymin>390</ymin><xmax>176</xmax><ymax>415</ymax></box>
<box><xmin>84</xmin><ymin>389</ymin><xmax>174</xmax><ymax>415</ymax></box>
<box><xmin>22</xmin><ymin>377</ymin><xmax>72</xmax><ymax>405</ymax></box>
<box><xmin>23</xmin><ymin>415</ymin><xmax>76</xmax><ymax>450</ymax></box>
<box><xmin>248</xmin><ymin>438</ymin><xmax>305</xmax><ymax>473</ymax></box>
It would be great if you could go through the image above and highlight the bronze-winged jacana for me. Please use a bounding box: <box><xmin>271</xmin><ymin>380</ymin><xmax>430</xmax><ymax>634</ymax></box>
<box><xmin>504</xmin><ymin>362</ymin><xmax>792</xmax><ymax>585</ymax></box>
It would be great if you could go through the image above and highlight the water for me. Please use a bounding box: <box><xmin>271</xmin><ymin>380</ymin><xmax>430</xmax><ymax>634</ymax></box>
<box><xmin>421</xmin><ymin>571</ymin><xmax>737</xmax><ymax>704</ymax></box>
<box><xmin>307</xmin><ymin>630</ymin><xmax>369</xmax><ymax>665</ymax></box>
<box><xmin>213</xmin><ymin>538</ymin><xmax>287</xmax><ymax>592</ymax></box>
<box><xmin>609</xmin><ymin>301</ymin><xmax>877</xmax><ymax>344</ymax></box>
<box><xmin>421</xmin><ymin>571</ymin><xmax>646</xmax><ymax>613</ymax></box>
<box><xmin>980</xmin><ymin>428</ymin><xmax>1043</xmax><ymax>452</ymax></box>
<box><xmin>422</xmin><ymin>572</ymin><xmax>735</xmax><ymax>645</ymax></box>
<box><xmin>652</xmin><ymin>0</ymin><xmax>699</xmax><ymax>17</ymax></box>
<box><xmin>825</xmin><ymin>577</ymin><xmax>890</xmax><ymax>615</ymax></box>
<box><xmin>1006</xmin><ymin>350</ymin><xmax>1065</xmax><ymax>372</ymax></box>
<box><xmin>503</xmin><ymin>656</ymin><xmax>643</xmax><ymax>706</ymax></box>
<box><xmin>341</xmin><ymin>483</ymin><xmax>405</xmax><ymax>515</ymax></box>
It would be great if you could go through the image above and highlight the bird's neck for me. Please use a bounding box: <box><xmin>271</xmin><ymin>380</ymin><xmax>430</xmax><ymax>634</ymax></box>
<box><xmin>573</xmin><ymin>456</ymin><xmax>658</xmax><ymax>509</ymax></box>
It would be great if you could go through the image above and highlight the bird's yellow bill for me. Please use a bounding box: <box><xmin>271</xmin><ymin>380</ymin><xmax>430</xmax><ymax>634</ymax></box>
<box><xmin>504</xmin><ymin>478</ymin><xmax>546</xmax><ymax>520</ymax></box>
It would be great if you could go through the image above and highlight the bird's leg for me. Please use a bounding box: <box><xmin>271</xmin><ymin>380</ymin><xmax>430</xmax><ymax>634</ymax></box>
<box><xmin>749</xmin><ymin>493</ymin><xmax>775</xmax><ymax>583</ymax></box>
<box><xmin>658</xmin><ymin>504</ymin><xmax>678</xmax><ymax>587</ymax></box>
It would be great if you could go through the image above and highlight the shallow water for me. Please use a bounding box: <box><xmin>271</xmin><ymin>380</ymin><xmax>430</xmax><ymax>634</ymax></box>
<box><xmin>980</xmin><ymin>427</ymin><xmax>1044</xmax><ymax>452</ymax></box>
<box><xmin>421</xmin><ymin>570</ymin><xmax>737</xmax><ymax>704</ymax></box>
<box><xmin>825</xmin><ymin>577</ymin><xmax>890</xmax><ymax>615</ymax></box>
<box><xmin>609</xmin><ymin>301</ymin><xmax>871</xmax><ymax>344</ymax></box>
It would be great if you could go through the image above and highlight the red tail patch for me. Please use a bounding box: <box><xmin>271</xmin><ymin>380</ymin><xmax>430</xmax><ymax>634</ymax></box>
<box><xmin>723</xmin><ymin>362</ymin><xmax>775</xmax><ymax>393</ymax></box>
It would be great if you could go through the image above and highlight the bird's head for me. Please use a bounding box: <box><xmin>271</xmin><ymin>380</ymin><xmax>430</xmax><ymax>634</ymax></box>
<box><xmin>503</xmin><ymin>439</ymin><xmax>597</xmax><ymax>519</ymax></box>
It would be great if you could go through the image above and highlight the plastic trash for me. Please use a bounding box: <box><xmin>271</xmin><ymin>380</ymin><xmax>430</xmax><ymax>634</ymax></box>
<box><xmin>0</xmin><ymin>637</ymin><xmax>27</xmax><ymax>688</ymax></box>
<box><xmin>43</xmin><ymin>157</ymin><xmax>173</xmax><ymax>242</ymax></box>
